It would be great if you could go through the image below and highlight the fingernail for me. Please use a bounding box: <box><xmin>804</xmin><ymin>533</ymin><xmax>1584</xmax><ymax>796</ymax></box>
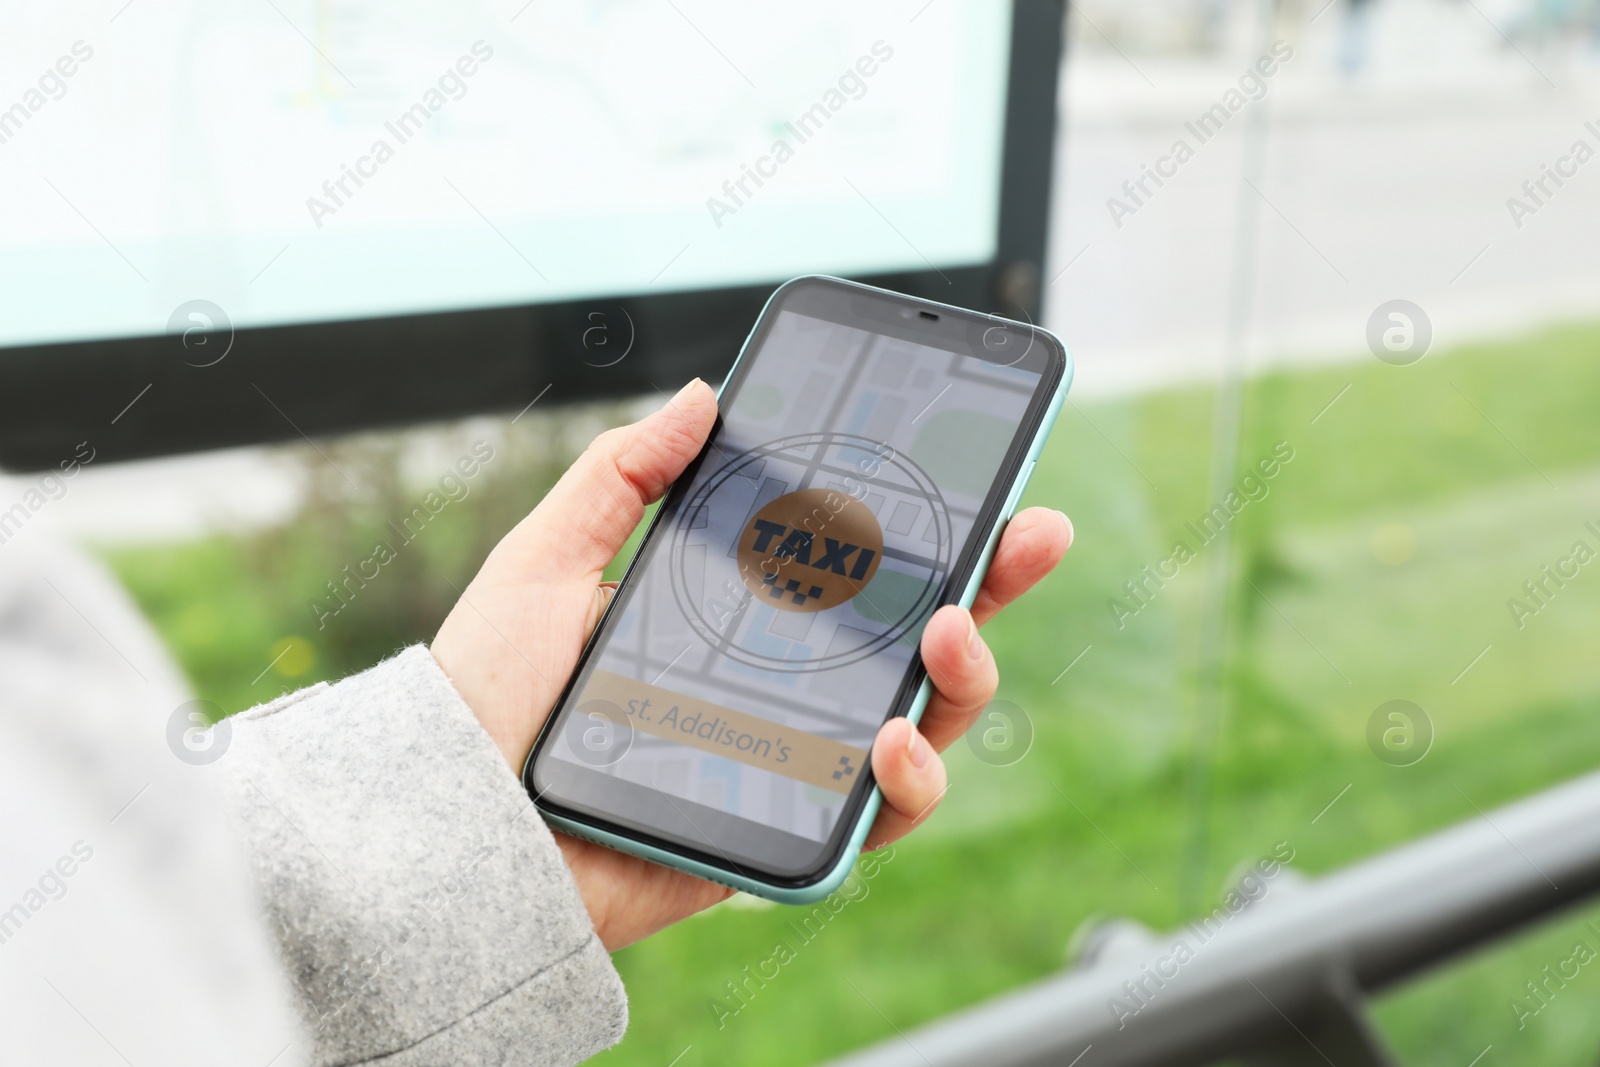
<box><xmin>965</xmin><ymin>613</ymin><xmax>983</xmax><ymax>661</ymax></box>
<box><xmin>672</xmin><ymin>377</ymin><xmax>703</xmax><ymax>402</ymax></box>
<box><xmin>907</xmin><ymin>724</ymin><xmax>931</xmax><ymax>769</ymax></box>
<box><xmin>1055</xmin><ymin>509</ymin><xmax>1071</xmax><ymax>529</ymax></box>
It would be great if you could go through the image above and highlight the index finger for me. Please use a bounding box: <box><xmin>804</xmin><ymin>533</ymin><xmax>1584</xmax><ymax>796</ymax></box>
<box><xmin>969</xmin><ymin>507</ymin><xmax>1072</xmax><ymax>627</ymax></box>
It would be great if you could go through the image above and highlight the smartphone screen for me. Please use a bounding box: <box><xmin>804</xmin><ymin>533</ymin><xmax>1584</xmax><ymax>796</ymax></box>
<box><xmin>530</xmin><ymin>277</ymin><xmax>1063</xmax><ymax>885</ymax></box>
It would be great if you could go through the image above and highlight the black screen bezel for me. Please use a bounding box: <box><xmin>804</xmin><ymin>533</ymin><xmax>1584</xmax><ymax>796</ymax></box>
<box><xmin>0</xmin><ymin>1</ymin><xmax>1065</xmax><ymax>472</ymax></box>
<box><xmin>524</xmin><ymin>275</ymin><xmax>1065</xmax><ymax>889</ymax></box>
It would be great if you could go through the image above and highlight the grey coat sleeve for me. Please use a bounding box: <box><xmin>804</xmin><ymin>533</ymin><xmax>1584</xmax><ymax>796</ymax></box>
<box><xmin>217</xmin><ymin>645</ymin><xmax>627</xmax><ymax>1067</ymax></box>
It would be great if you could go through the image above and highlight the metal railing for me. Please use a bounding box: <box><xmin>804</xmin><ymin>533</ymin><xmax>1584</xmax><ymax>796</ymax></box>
<box><xmin>823</xmin><ymin>770</ymin><xmax>1600</xmax><ymax>1066</ymax></box>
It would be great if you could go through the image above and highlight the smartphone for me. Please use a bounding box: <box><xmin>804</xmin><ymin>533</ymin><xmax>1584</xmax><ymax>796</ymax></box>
<box><xmin>524</xmin><ymin>275</ymin><xmax>1070</xmax><ymax>903</ymax></box>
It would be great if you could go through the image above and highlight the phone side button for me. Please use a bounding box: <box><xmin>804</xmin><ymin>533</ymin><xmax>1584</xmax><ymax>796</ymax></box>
<box><xmin>1005</xmin><ymin>460</ymin><xmax>1037</xmax><ymax>517</ymax></box>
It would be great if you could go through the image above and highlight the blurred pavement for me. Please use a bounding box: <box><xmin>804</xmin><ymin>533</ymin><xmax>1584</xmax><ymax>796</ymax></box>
<box><xmin>1046</xmin><ymin>0</ymin><xmax>1600</xmax><ymax>391</ymax></box>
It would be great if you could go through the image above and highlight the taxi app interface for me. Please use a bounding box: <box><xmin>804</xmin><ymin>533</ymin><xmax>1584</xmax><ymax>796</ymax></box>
<box><xmin>552</xmin><ymin>308</ymin><xmax>1042</xmax><ymax>846</ymax></box>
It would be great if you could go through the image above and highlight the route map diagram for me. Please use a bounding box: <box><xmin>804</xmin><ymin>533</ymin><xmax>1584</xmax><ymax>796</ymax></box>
<box><xmin>1</xmin><ymin>1</ymin><xmax>1008</xmax><ymax>348</ymax></box>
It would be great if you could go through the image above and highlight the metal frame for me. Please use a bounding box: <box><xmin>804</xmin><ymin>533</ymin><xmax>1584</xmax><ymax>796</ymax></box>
<box><xmin>0</xmin><ymin>1</ymin><xmax>1065</xmax><ymax>472</ymax></box>
<box><xmin>822</xmin><ymin>768</ymin><xmax>1600</xmax><ymax>1066</ymax></box>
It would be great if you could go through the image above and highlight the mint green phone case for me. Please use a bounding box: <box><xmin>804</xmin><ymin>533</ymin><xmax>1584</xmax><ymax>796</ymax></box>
<box><xmin>528</xmin><ymin>276</ymin><xmax>1073</xmax><ymax>904</ymax></box>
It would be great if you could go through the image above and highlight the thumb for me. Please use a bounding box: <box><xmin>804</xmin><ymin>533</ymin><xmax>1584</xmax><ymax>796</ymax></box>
<box><xmin>491</xmin><ymin>379</ymin><xmax>717</xmax><ymax>584</ymax></box>
<box><xmin>584</xmin><ymin>583</ymin><xmax>618</xmax><ymax>639</ymax></box>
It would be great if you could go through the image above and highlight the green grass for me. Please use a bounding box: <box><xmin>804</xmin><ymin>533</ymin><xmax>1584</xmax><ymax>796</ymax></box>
<box><xmin>103</xmin><ymin>322</ymin><xmax>1600</xmax><ymax>1065</ymax></box>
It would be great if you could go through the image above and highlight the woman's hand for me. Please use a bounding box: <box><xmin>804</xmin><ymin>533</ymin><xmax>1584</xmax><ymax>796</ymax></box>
<box><xmin>431</xmin><ymin>379</ymin><xmax>1072</xmax><ymax>949</ymax></box>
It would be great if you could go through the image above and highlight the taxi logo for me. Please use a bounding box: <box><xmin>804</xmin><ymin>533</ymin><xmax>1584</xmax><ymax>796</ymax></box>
<box><xmin>736</xmin><ymin>488</ymin><xmax>883</xmax><ymax>613</ymax></box>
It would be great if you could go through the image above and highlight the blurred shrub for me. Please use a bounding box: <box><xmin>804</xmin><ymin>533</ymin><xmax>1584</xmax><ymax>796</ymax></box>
<box><xmin>107</xmin><ymin>402</ymin><xmax>637</xmax><ymax>717</ymax></box>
